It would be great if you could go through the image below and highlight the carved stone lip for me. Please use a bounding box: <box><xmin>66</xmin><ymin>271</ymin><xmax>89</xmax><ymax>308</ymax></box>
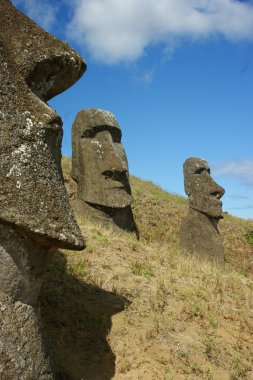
<box><xmin>210</xmin><ymin>198</ymin><xmax>222</xmax><ymax>206</ymax></box>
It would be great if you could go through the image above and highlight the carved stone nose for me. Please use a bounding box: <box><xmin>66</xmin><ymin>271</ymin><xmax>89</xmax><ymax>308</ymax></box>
<box><xmin>0</xmin><ymin>0</ymin><xmax>86</xmax><ymax>101</ymax></box>
<box><xmin>103</xmin><ymin>169</ymin><xmax>128</xmax><ymax>181</ymax></box>
<box><xmin>26</xmin><ymin>52</ymin><xmax>86</xmax><ymax>101</ymax></box>
<box><xmin>210</xmin><ymin>182</ymin><xmax>225</xmax><ymax>199</ymax></box>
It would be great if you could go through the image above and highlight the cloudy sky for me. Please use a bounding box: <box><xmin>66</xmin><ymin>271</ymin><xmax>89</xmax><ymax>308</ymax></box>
<box><xmin>13</xmin><ymin>0</ymin><xmax>253</xmax><ymax>218</ymax></box>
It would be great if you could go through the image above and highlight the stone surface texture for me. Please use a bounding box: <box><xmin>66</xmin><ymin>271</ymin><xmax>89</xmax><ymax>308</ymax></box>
<box><xmin>0</xmin><ymin>225</ymin><xmax>53</xmax><ymax>307</ymax></box>
<box><xmin>180</xmin><ymin>157</ymin><xmax>225</xmax><ymax>263</ymax></box>
<box><xmin>0</xmin><ymin>292</ymin><xmax>53</xmax><ymax>380</ymax></box>
<box><xmin>0</xmin><ymin>0</ymin><xmax>86</xmax><ymax>377</ymax></box>
<box><xmin>72</xmin><ymin>109</ymin><xmax>138</xmax><ymax>234</ymax></box>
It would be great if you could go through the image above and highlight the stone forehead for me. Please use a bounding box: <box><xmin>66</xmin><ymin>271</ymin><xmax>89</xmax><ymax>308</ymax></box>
<box><xmin>184</xmin><ymin>157</ymin><xmax>211</xmax><ymax>196</ymax></box>
<box><xmin>75</xmin><ymin>109</ymin><xmax>121</xmax><ymax>132</ymax></box>
<box><xmin>184</xmin><ymin>157</ymin><xmax>210</xmax><ymax>176</ymax></box>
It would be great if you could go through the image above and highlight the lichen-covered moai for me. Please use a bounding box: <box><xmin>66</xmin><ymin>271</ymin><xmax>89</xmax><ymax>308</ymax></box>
<box><xmin>0</xmin><ymin>0</ymin><xmax>86</xmax><ymax>377</ymax></box>
<box><xmin>180</xmin><ymin>157</ymin><xmax>225</xmax><ymax>264</ymax></box>
<box><xmin>72</xmin><ymin>109</ymin><xmax>138</xmax><ymax>236</ymax></box>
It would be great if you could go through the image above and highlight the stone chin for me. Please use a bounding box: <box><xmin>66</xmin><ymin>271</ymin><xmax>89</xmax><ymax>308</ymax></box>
<box><xmin>190</xmin><ymin>195</ymin><xmax>223</xmax><ymax>219</ymax></box>
<box><xmin>77</xmin><ymin>173</ymin><xmax>132</xmax><ymax>209</ymax></box>
<box><xmin>81</xmin><ymin>189</ymin><xmax>132</xmax><ymax>209</ymax></box>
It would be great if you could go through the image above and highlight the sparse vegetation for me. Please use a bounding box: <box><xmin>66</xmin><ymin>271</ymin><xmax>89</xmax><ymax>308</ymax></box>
<box><xmin>244</xmin><ymin>230</ymin><xmax>253</xmax><ymax>246</ymax></box>
<box><xmin>131</xmin><ymin>261</ymin><xmax>154</xmax><ymax>278</ymax></box>
<box><xmin>40</xmin><ymin>157</ymin><xmax>253</xmax><ymax>380</ymax></box>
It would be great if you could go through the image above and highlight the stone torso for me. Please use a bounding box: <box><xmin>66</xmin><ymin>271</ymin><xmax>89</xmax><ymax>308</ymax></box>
<box><xmin>180</xmin><ymin>208</ymin><xmax>224</xmax><ymax>264</ymax></box>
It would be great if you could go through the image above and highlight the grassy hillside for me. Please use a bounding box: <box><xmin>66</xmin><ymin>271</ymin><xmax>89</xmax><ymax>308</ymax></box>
<box><xmin>40</xmin><ymin>157</ymin><xmax>253</xmax><ymax>380</ymax></box>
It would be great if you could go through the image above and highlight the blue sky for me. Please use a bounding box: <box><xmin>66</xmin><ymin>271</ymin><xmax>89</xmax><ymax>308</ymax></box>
<box><xmin>13</xmin><ymin>0</ymin><xmax>253</xmax><ymax>219</ymax></box>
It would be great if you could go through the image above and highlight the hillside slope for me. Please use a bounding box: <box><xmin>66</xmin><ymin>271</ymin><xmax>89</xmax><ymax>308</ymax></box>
<box><xmin>40</xmin><ymin>157</ymin><xmax>253</xmax><ymax>380</ymax></box>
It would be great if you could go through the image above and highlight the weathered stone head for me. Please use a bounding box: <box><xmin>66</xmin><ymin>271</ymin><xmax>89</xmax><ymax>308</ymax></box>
<box><xmin>180</xmin><ymin>158</ymin><xmax>225</xmax><ymax>264</ymax></box>
<box><xmin>184</xmin><ymin>157</ymin><xmax>225</xmax><ymax>218</ymax></box>
<box><xmin>0</xmin><ymin>0</ymin><xmax>85</xmax><ymax>251</ymax></box>
<box><xmin>72</xmin><ymin>109</ymin><xmax>138</xmax><ymax>235</ymax></box>
<box><xmin>0</xmin><ymin>0</ymin><xmax>87</xmax><ymax>307</ymax></box>
<box><xmin>72</xmin><ymin>109</ymin><xmax>131</xmax><ymax>207</ymax></box>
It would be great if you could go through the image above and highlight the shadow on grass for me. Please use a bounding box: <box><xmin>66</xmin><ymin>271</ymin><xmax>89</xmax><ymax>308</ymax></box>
<box><xmin>39</xmin><ymin>251</ymin><xmax>130</xmax><ymax>380</ymax></box>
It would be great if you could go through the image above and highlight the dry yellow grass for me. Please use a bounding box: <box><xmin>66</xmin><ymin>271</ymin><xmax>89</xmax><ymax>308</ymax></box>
<box><xmin>40</xmin><ymin>157</ymin><xmax>253</xmax><ymax>380</ymax></box>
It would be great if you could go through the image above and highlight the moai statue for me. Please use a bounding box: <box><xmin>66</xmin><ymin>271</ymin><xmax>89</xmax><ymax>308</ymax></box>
<box><xmin>0</xmin><ymin>0</ymin><xmax>85</xmax><ymax>377</ymax></box>
<box><xmin>180</xmin><ymin>157</ymin><xmax>225</xmax><ymax>264</ymax></box>
<box><xmin>72</xmin><ymin>109</ymin><xmax>138</xmax><ymax>236</ymax></box>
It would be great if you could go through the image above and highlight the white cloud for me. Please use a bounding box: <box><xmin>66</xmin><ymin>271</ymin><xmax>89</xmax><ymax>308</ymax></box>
<box><xmin>213</xmin><ymin>159</ymin><xmax>253</xmax><ymax>188</ymax></box>
<box><xmin>136</xmin><ymin>67</ymin><xmax>156</xmax><ymax>85</ymax></box>
<box><xmin>13</xmin><ymin>0</ymin><xmax>57</xmax><ymax>30</ymax></box>
<box><xmin>66</xmin><ymin>0</ymin><xmax>253</xmax><ymax>64</ymax></box>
